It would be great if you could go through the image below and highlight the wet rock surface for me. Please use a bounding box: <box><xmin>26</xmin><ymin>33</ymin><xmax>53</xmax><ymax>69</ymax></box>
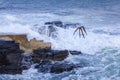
<box><xmin>0</xmin><ymin>40</ymin><xmax>24</xmax><ymax>74</ymax></box>
<box><xmin>35</xmin><ymin>61</ymin><xmax>80</xmax><ymax>73</ymax></box>
<box><xmin>0</xmin><ymin>39</ymin><xmax>82</xmax><ymax>74</ymax></box>
<box><xmin>50</xmin><ymin>62</ymin><xmax>80</xmax><ymax>73</ymax></box>
<box><xmin>0</xmin><ymin>65</ymin><xmax>22</xmax><ymax>74</ymax></box>
<box><xmin>21</xmin><ymin>54</ymin><xmax>33</xmax><ymax>70</ymax></box>
<box><xmin>32</xmin><ymin>49</ymin><xmax>69</xmax><ymax>63</ymax></box>
<box><xmin>32</xmin><ymin>49</ymin><xmax>82</xmax><ymax>73</ymax></box>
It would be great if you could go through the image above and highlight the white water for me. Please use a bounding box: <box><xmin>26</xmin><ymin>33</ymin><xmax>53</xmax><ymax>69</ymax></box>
<box><xmin>0</xmin><ymin>8</ymin><xmax>120</xmax><ymax>80</ymax></box>
<box><xmin>0</xmin><ymin>12</ymin><xmax>120</xmax><ymax>54</ymax></box>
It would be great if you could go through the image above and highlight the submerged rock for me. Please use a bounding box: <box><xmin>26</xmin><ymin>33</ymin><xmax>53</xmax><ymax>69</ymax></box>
<box><xmin>36</xmin><ymin>61</ymin><xmax>80</xmax><ymax>73</ymax></box>
<box><xmin>69</xmin><ymin>51</ymin><xmax>82</xmax><ymax>55</ymax></box>
<box><xmin>50</xmin><ymin>62</ymin><xmax>79</xmax><ymax>73</ymax></box>
<box><xmin>44</xmin><ymin>21</ymin><xmax>80</xmax><ymax>29</ymax></box>
<box><xmin>45</xmin><ymin>21</ymin><xmax>63</xmax><ymax>27</ymax></box>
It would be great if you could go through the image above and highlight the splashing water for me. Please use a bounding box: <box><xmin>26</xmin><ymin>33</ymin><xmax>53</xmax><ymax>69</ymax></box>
<box><xmin>0</xmin><ymin>0</ymin><xmax>120</xmax><ymax>80</ymax></box>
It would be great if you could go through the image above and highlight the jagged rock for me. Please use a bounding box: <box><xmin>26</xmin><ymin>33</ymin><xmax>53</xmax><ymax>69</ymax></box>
<box><xmin>36</xmin><ymin>61</ymin><xmax>80</xmax><ymax>73</ymax></box>
<box><xmin>32</xmin><ymin>49</ymin><xmax>69</xmax><ymax>63</ymax></box>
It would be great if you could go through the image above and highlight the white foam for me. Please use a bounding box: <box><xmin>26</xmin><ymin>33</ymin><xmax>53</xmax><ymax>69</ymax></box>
<box><xmin>0</xmin><ymin>13</ymin><xmax>120</xmax><ymax>55</ymax></box>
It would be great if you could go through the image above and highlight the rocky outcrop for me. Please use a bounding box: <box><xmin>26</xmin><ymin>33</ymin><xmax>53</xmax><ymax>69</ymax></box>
<box><xmin>0</xmin><ymin>33</ymin><xmax>82</xmax><ymax>74</ymax></box>
<box><xmin>32</xmin><ymin>49</ymin><xmax>69</xmax><ymax>63</ymax></box>
<box><xmin>0</xmin><ymin>34</ymin><xmax>51</xmax><ymax>52</ymax></box>
<box><xmin>32</xmin><ymin>49</ymin><xmax>82</xmax><ymax>73</ymax></box>
<box><xmin>0</xmin><ymin>40</ymin><xmax>24</xmax><ymax>74</ymax></box>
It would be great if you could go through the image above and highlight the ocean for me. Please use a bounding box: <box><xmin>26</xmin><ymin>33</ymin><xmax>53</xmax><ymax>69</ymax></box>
<box><xmin>0</xmin><ymin>0</ymin><xmax>120</xmax><ymax>80</ymax></box>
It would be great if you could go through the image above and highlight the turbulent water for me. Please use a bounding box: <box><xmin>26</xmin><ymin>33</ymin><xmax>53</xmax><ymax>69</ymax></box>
<box><xmin>0</xmin><ymin>0</ymin><xmax>120</xmax><ymax>80</ymax></box>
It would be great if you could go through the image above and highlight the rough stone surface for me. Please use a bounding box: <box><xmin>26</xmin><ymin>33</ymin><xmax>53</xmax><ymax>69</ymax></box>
<box><xmin>32</xmin><ymin>49</ymin><xmax>69</xmax><ymax>63</ymax></box>
<box><xmin>0</xmin><ymin>65</ymin><xmax>22</xmax><ymax>74</ymax></box>
<box><xmin>0</xmin><ymin>40</ymin><xmax>23</xmax><ymax>74</ymax></box>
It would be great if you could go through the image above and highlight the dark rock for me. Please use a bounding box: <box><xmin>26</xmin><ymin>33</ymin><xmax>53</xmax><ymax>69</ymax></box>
<box><xmin>0</xmin><ymin>40</ymin><xmax>22</xmax><ymax>53</ymax></box>
<box><xmin>45</xmin><ymin>21</ymin><xmax>63</xmax><ymax>27</ymax></box>
<box><xmin>6</xmin><ymin>53</ymin><xmax>22</xmax><ymax>66</ymax></box>
<box><xmin>0</xmin><ymin>40</ymin><xmax>83</xmax><ymax>74</ymax></box>
<box><xmin>0</xmin><ymin>40</ymin><xmax>24</xmax><ymax>74</ymax></box>
<box><xmin>0</xmin><ymin>52</ymin><xmax>10</xmax><ymax>66</ymax></box>
<box><xmin>35</xmin><ymin>60</ymin><xmax>52</xmax><ymax>73</ymax></box>
<box><xmin>0</xmin><ymin>65</ymin><xmax>22</xmax><ymax>74</ymax></box>
<box><xmin>32</xmin><ymin>49</ymin><xmax>51</xmax><ymax>63</ymax></box>
<box><xmin>44</xmin><ymin>21</ymin><xmax>81</xmax><ymax>29</ymax></box>
<box><xmin>45</xmin><ymin>22</ymin><xmax>53</xmax><ymax>25</ymax></box>
<box><xmin>69</xmin><ymin>51</ymin><xmax>82</xmax><ymax>55</ymax></box>
<box><xmin>21</xmin><ymin>54</ymin><xmax>33</xmax><ymax>70</ymax></box>
<box><xmin>50</xmin><ymin>62</ymin><xmax>78</xmax><ymax>73</ymax></box>
<box><xmin>32</xmin><ymin>49</ymin><xmax>69</xmax><ymax>63</ymax></box>
<box><xmin>51</xmin><ymin>50</ymin><xmax>69</xmax><ymax>61</ymax></box>
<box><xmin>0</xmin><ymin>40</ymin><xmax>23</xmax><ymax>65</ymax></box>
<box><xmin>36</xmin><ymin>61</ymin><xmax>80</xmax><ymax>73</ymax></box>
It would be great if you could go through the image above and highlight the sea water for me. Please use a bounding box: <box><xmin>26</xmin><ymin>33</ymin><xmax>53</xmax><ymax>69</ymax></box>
<box><xmin>0</xmin><ymin>0</ymin><xmax>120</xmax><ymax>80</ymax></box>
